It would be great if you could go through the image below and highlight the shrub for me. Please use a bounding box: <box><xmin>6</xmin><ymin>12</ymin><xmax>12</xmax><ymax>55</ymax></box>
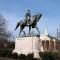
<box><xmin>53</xmin><ymin>52</ymin><xmax>60</xmax><ymax>60</ymax></box>
<box><xmin>19</xmin><ymin>54</ymin><xmax>26</xmax><ymax>60</ymax></box>
<box><xmin>0</xmin><ymin>48</ymin><xmax>12</xmax><ymax>57</ymax></box>
<box><xmin>39</xmin><ymin>52</ymin><xmax>55</xmax><ymax>60</ymax></box>
<box><xmin>12</xmin><ymin>53</ymin><xmax>18</xmax><ymax>59</ymax></box>
<box><xmin>7</xmin><ymin>50</ymin><xmax>12</xmax><ymax>58</ymax></box>
<box><xmin>26</xmin><ymin>53</ymin><xmax>34</xmax><ymax>60</ymax></box>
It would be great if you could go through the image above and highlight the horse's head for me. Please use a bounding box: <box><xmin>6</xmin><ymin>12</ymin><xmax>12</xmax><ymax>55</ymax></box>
<box><xmin>15</xmin><ymin>19</ymin><xmax>27</xmax><ymax>31</ymax></box>
<box><xmin>15</xmin><ymin>20</ymin><xmax>23</xmax><ymax>30</ymax></box>
<box><xmin>32</xmin><ymin>13</ymin><xmax>42</xmax><ymax>23</ymax></box>
<box><xmin>36</xmin><ymin>13</ymin><xmax>42</xmax><ymax>22</ymax></box>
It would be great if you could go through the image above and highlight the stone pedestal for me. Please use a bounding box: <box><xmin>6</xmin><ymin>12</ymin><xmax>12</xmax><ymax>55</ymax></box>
<box><xmin>13</xmin><ymin>36</ymin><xmax>40</xmax><ymax>58</ymax></box>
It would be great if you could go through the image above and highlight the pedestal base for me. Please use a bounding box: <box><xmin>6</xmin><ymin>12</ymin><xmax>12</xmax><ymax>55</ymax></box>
<box><xmin>13</xmin><ymin>36</ymin><xmax>40</xmax><ymax>58</ymax></box>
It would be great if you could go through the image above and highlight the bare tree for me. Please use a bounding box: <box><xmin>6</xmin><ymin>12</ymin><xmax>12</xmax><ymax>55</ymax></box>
<box><xmin>0</xmin><ymin>14</ymin><xmax>12</xmax><ymax>48</ymax></box>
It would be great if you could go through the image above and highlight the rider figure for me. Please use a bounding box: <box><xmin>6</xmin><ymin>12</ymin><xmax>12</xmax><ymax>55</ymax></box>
<box><xmin>25</xmin><ymin>10</ymin><xmax>31</xmax><ymax>25</ymax></box>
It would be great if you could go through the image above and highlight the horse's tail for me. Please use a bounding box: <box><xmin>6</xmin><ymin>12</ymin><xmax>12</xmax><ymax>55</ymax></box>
<box><xmin>15</xmin><ymin>22</ymin><xmax>20</xmax><ymax>30</ymax></box>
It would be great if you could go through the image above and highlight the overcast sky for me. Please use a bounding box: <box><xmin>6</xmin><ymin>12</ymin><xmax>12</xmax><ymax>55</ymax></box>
<box><xmin>0</xmin><ymin>0</ymin><xmax>60</xmax><ymax>37</ymax></box>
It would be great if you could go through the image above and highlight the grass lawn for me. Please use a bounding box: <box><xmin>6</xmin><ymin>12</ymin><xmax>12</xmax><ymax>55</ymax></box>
<box><xmin>0</xmin><ymin>57</ymin><xmax>18</xmax><ymax>60</ymax></box>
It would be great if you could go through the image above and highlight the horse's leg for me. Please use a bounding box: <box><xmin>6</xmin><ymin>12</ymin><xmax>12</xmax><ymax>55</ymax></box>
<box><xmin>29</xmin><ymin>25</ymin><xmax>31</xmax><ymax>34</ymax></box>
<box><xmin>23</xmin><ymin>31</ymin><xmax>26</xmax><ymax>36</ymax></box>
<box><xmin>19</xmin><ymin>29</ymin><xmax>22</xmax><ymax>36</ymax></box>
<box><xmin>19</xmin><ymin>26</ymin><xmax>25</xmax><ymax>36</ymax></box>
<box><xmin>35</xmin><ymin>26</ymin><xmax>40</xmax><ymax>35</ymax></box>
<box><xmin>19</xmin><ymin>27</ymin><xmax>23</xmax><ymax>36</ymax></box>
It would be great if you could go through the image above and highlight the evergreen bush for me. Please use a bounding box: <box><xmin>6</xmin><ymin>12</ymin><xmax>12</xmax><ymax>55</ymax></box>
<box><xmin>0</xmin><ymin>48</ymin><xmax>12</xmax><ymax>57</ymax></box>
<box><xmin>39</xmin><ymin>52</ymin><xmax>55</xmax><ymax>60</ymax></box>
<box><xmin>12</xmin><ymin>53</ymin><xmax>18</xmax><ymax>59</ymax></box>
<box><xmin>26</xmin><ymin>53</ymin><xmax>34</xmax><ymax>60</ymax></box>
<box><xmin>19</xmin><ymin>54</ymin><xmax>26</xmax><ymax>60</ymax></box>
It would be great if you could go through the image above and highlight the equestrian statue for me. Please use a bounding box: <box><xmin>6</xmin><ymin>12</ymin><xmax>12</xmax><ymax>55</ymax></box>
<box><xmin>15</xmin><ymin>10</ymin><xmax>42</xmax><ymax>36</ymax></box>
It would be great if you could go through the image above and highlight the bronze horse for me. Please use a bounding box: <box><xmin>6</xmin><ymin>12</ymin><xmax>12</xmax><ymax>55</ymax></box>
<box><xmin>15</xmin><ymin>13</ymin><xmax>42</xmax><ymax>36</ymax></box>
